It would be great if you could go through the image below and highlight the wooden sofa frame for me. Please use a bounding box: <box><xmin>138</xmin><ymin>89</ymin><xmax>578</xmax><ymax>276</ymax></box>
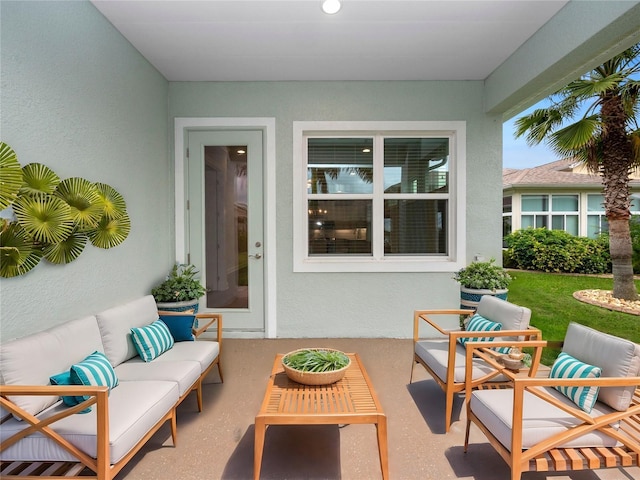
<box><xmin>464</xmin><ymin>340</ymin><xmax>640</xmax><ymax>480</ymax></box>
<box><xmin>0</xmin><ymin>312</ymin><xmax>222</xmax><ymax>480</ymax></box>
<box><xmin>411</xmin><ymin>308</ymin><xmax>542</xmax><ymax>432</ymax></box>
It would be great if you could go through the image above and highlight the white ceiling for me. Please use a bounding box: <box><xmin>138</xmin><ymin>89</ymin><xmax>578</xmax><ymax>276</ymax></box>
<box><xmin>91</xmin><ymin>0</ymin><xmax>569</xmax><ymax>82</ymax></box>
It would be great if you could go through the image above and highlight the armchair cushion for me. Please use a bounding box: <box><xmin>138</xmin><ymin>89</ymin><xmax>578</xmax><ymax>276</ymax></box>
<box><xmin>470</xmin><ymin>388</ymin><xmax>620</xmax><ymax>451</ymax></box>
<box><xmin>458</xmin><ymin>314</ymin><xmax>502</xmax><ymax>347</ymax></box>
<box><xmin>415</xmin><ymin>340</ymin><xmax>507</xmax><ymax>383</ymax></box>
<box><xmin>562</xmin><ymin>322</ymin><xmax>640</xmax><ymax>411</ymax></box>
<box><xmin>550</xmin><ymin>352</ymin><xmax>601</xmax><ymax>413</ymax></box>
<box><xmin>476</xmin><ymin>295</ymin><xmax>531</xmax><ymax>331</ymax></box>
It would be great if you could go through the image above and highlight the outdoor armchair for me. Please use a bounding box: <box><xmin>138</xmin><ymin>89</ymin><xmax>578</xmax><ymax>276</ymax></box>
<box><xmin>411</xmin><ymin>295</ymin><xmax>540</xmax><ymax>432</ymax></box>
<box><xmin>464</xmin><ymin>322</ymin><xmax>640</xmax><ymax>480</ymax></box>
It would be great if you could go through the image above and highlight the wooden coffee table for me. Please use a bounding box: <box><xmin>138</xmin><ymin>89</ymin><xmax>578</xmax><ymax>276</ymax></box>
<box><xmin>254</xmin><ymin>353</ymin><xmax>389</xmax><ymax>480</ymax></box>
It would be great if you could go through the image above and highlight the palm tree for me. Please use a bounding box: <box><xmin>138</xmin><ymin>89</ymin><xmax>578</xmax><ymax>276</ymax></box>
<box><xmin>514</xmin><ymin>43</ymin><xmax>640</xmax><ymax>300</ymax></box>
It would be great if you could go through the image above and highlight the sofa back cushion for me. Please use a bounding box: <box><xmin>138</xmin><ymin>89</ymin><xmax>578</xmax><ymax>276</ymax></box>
<box><xmin>475</xmin><ymin>295</ymin><xmax>531</xmax><ymax>332</ymax></box>
<box><xmin>562</xmin><ymin>322</ymin><xmax>640</xmax><ymax>411</ymax></box>
<box><xmin>0</xmin><ymin>315</ymin><xmax>103</xmax><ymax>418</ymax></box>
<box><xmin>96</xmin><ymin>295</ymin><xmax>159</xmax><ymax>367</ymax></box>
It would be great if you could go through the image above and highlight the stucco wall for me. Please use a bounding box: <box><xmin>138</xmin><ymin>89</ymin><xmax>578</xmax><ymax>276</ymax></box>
<box><xmin>169</xmin><ymin>81</ymin><xmax>504</xmax><ymax>338</ymax></box>
<box><xmin>0</xmin><ymin>1</ymin><xmax>172</xmax><ymax>341</ymax></box>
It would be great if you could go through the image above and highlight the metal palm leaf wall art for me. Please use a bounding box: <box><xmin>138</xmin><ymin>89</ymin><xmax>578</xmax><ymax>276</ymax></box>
<box><xmin>0</xmin><ymin>142</ymin><xmax>130</xmax><ymax>277</ymax></box>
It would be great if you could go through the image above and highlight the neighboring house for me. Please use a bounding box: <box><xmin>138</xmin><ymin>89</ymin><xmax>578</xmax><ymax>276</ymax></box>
<box><xmin>2</xmin><ymin>1</ymin><xmax>640</xmax><ymax>341</ymax></box>
<box><xmin>503</xmin><ymin>159</ymin><xmax>640</xmax><ymax>240</ymax></box>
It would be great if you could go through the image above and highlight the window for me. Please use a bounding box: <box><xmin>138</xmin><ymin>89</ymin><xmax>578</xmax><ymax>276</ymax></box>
<box><xmin>502</xmin><ymin>196</ymin><xmax>512</xmax><ymax>243</ymax></box>
<box><xmin>293</xmin><ymin>121</ymin><xmax>466</xmax><ymax>272</ymax></box>
<box><xmin>585</xmin><ymin>193</ymin><xmax>640</xmax><ymax>238</ymax></box>
<box><xmin>521</xmin><ymin>194</ymin><xmax>578</xmax><ymax>235</ymax></box>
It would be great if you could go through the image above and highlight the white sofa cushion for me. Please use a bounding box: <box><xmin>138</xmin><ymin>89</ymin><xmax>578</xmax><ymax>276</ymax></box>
<box><xmin>0</xmin><ymin>380</ymin><xmax>179</xmax><ymax>464</ymax></box>
<box><xmin>0</xmin><ymin>315</ymin><xmax>103</xmax><ymax>418</ymax></box>
<box><xmin>471</xmin><ymin>387</ymin><xmax>619</xmax><ymax>451</ymax></box>
<box><xmin>562</xmin><ymin>322</ymin><xmax>640</xmax><ymax>411</ymax></box>
<box><xmin>96</xmin><ymin>295</ymin><xmax>159</xmax><ymax>367</ymax></box>
<box><xmin>115</xmin><ymin>359</ymin><xmax>201</xmax><ymax>397</ymax></box>
<box><xmin>150</xmin><ymin>340</ymin><xmax>220</xmax><ymax>374</ymax></box>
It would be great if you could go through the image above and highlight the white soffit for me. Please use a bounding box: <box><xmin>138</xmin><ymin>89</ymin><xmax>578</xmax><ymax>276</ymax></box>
<box><xmin>91</xmin><ymin>0</ymin><xmax>568</xmax><ymax>81</ymax></box>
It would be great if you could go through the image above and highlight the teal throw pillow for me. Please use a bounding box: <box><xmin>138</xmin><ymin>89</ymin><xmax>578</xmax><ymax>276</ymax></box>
<box><xmin>49</xmin><ymin>371</ymin><xmax>91</xmax><ymax>413</ymax></box>
<box><xmin>68</xmin><ymin>351</ymin><xmax>119</xmax><ymax>411</ymax></box>
<box><xmin>159</xmin><ymin>314</ymin><xmax>195</xmax><ymax>342</ymax></box>
<box><xmin>550</xmin><ymin>352</ymin><xmax>601</xmax><ymax>413</ymax></box>
<box><xmin>458</xmin><ymin>314</ymin><xmax>502</xmax><ymax>347</ymax></box>
<box><xmin>131</xmin><ymin>320</ymin><xmax>174</xmax><ymax>362</ymax></box>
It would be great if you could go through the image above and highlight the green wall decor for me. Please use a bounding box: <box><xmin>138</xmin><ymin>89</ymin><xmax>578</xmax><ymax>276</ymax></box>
<box><xmin>0</xmin><ymin>142</ymin><xmax>130</xmax><ymax>277</ymax></box>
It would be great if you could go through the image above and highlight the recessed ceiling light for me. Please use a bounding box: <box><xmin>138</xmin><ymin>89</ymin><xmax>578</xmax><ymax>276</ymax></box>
<box><xmin>321</xmin><ymin>0</ymin><xmax>341</xmax><ymax>15</ymax></box>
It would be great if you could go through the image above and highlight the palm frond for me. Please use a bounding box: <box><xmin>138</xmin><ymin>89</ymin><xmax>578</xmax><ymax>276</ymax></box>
<box><xmin>565</xmin><ymin>75</ymin><xmax>625</xmax><ymax>99</ymax></box>
<box><xmin>0</xmin><ymin>222</ymin><xmax>43</xmax><ymax>277</ymax></box>
<box><xmin>0</xmin><ymin>142</ymin><xmax>23</xmax><ymax>210</ymax></box>
<box><xmin>87</xmin><ymin>212</ymin><xmax>130</xmax><ymax>249</ymax></box>
<box><xmin>20</xmin><ymin>163</ymin><xmax>60</xmax><ymax>196</ymax></box>
<box><xmin>514</xmin><ymin>107</ymin><xmax>565</xmax><ymax>145</ymax></box>
<box><xmin>54</xmin><ymin>177</ymin><xmax>104</xmax><ymax>229</ymax></box>
<box><xmin>548</xmin><ymin>116</ymin><xmax>602</xmax><ymax>158</ymax></box>
<box><xmin>13</xmin><ymin>194</ymin><xmax>74</xmax><ymax>244</ymax></box>
<box><xmin>43</xmin><ymin>231</ymin><xmax>87</xmax><ymax>264</ymax></box>
<box><xmin>95</xmin><ymin>183</ymin><xmax>127</xmax><ymax>219</ymax></box>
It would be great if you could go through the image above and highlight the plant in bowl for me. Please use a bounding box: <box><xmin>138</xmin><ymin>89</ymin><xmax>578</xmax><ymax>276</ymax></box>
<box><xmin>282</xmin><ymin>348</ymin><xmax>351</xmax><ymax>385</ymax></box>
<box><xmin>151</xmin><ymin>263</ymin><xmax>206</xmax><ymax>312</ymax></box>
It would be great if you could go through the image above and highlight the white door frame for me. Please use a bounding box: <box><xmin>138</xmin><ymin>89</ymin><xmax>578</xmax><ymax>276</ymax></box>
<box><xmin>174</xmin><ymin>117</ymin><xmax>277</xmax><ymax>338</ymax></box>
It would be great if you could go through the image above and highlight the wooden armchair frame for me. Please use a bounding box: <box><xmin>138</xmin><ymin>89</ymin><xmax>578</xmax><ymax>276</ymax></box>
<box><xmin>464</xmin><ymin>342</ymin><xmax>640</xmax><ymax>480</ymax></box>
<box><xmin>0</xmin><ymin>384</ymin><xmax>176</xmax><ymax>480</ymax></box>
<box><xmin>411</xmin><ymin>308</ymin><xmax>541</xmax><ymax>432</ymax></box>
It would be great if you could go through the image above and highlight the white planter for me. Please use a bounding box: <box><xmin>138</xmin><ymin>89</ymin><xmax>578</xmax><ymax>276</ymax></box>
<box><xmin>459</xmin><ymin>286</ymin><xmax>508</xmax><ymax>311</ymax></box>
<box><xmin>155</xmin><ymin>298</ymin><xmax>200</xmax><ymax>313</ymax></box>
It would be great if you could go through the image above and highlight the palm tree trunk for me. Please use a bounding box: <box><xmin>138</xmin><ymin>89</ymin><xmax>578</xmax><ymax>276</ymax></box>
<box><xmin>609</xmin><ymin>218</ymin><xmax>637</xmax><ymax>299</ymax></box>
<box><xmin>601</xmin><ymin>90</ymin><xmax>638</xmax><ymax>300</ymax></box>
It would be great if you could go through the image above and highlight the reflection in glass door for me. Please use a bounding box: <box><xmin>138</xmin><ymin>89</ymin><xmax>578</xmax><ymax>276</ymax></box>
<box><xmin>187</xmin><ymin>129</ymin><xmax>264</xmax><ymax>333</ymax></box>
<box><xmin>204</xmin><ymin>145</ymin><xmax>248</xmax><ymax>308</ymax></box>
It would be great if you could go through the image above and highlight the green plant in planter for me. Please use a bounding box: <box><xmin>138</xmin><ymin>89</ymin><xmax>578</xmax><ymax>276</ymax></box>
<box><xmin>453</xmin><ymin>258</ymin><xmax>512</xmax><ymax>290</ymax></box>
<box><xmin>151</xmin><ymin>263</ymin><xmax>206</xmax><ymax>303</ymax></box>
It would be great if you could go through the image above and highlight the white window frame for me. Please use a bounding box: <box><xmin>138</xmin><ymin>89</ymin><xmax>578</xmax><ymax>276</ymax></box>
<box><xmin>293</xmin><ymin>121</ymin><xmax>466</xmax><ymax>272</ymax></box>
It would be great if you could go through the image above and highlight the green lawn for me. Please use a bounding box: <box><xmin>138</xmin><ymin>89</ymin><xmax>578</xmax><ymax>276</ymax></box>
<box><xmin>506</xmin><ymin>270</ymin><xmax>640</xmax><ymax>364</ymax></box>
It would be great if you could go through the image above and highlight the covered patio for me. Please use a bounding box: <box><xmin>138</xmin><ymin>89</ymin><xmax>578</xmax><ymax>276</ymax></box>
<box><xmin>113</xmin><ymin>338</ymin><xmax>638</xmax><ymax>480</ymax></box>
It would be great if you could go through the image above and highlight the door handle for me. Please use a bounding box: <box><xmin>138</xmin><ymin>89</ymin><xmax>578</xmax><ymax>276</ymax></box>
<box><xmin>249</xmin><ymin>253</ymin><xmax>262</xmax><ymax>259</ymax></box>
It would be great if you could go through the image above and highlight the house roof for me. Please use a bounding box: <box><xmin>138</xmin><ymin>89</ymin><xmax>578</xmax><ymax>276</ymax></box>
<box><xmin>503</xmin><ymin>158</ymin><xmax>640</xmax><ymax>190</ymax></box>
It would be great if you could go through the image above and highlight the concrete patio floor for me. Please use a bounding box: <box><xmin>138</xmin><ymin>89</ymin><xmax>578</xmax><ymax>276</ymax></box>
<box><xmin>114</xmin><ymin>338</ymin><xmax>640</xmax><ymax>480</ymax></box>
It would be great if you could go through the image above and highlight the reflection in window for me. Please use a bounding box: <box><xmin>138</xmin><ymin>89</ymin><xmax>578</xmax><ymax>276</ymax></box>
<box><xmin>306</xmin><ymin>136</ymin><xmax>450</xmax><ymax>258</ymax></box>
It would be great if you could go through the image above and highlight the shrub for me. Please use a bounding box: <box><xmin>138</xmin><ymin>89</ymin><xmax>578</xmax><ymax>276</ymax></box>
<box><xmin>453</xmin><ymin>258</ymin><xmax>512</xmax><ymax>289</ymax></box>
<box><xmin>504</xmin><ymin>228</ymin><xmax>610</xmax><ymax>274</ymax></box>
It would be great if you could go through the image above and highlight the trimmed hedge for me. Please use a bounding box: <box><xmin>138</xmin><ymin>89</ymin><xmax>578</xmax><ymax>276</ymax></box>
<box><xmin>504</xmin><ymin>228</ymin><xmax>610</xmax><ymax>274</ymax></box>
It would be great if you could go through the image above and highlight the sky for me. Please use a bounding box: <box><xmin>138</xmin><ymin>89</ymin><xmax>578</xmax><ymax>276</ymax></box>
<box><xmin>502</xmin><ymin>99</ymin><xmax>559</xmax><ymax>170</ymax></box>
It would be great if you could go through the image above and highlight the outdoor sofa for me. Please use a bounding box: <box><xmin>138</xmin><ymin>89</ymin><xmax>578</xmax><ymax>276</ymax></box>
<box><xmin>0</xmin><ymin>295</ymin><xmax>222</xmax><ymax>480</ymax></box>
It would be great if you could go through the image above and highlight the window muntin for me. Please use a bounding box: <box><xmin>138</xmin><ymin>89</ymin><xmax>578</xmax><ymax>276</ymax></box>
<box><xmin>294</xmin><ymin>121</ymin><xmax>465</xmax><ymax>272</ymax></box>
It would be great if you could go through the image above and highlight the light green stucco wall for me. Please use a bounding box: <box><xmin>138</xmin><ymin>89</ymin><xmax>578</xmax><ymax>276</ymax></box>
<box><xmin>169</xmin><ymin>81</ymin><xmax>504</xmax><ymax>337</ymax></box>
<box><xmin>0</xmin><ymin>1</ymin><xmax>172</xmax><ymax>341</ymax></box>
